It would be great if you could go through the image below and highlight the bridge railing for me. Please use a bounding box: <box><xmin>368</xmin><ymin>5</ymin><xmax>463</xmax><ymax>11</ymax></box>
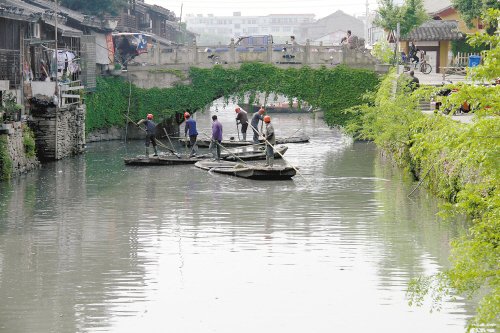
<box><xmin>132</xmin><ymin>40</ymin><xmax>377</xmax><ymax>69</ymax></box>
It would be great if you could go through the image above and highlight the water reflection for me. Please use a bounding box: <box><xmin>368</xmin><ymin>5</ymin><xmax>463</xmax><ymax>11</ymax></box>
<box><xmin>0</xmin><ymin>104</ymin><xmax>475</xmax><ymax>332</ymax></box>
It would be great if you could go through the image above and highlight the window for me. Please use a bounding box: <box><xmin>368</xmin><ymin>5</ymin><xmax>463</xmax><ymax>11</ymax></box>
<box><xmin>272</xmin><ymin>26</ymin><xmax>280</xmax><ymax>32</ymax></box>
<box><xmin>235</xmin><ymin>24</ymin><xmax>240</xmax><ymax>28</ymax></box>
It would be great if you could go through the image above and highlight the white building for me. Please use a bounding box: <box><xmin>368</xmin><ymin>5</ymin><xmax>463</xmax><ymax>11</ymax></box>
<box><xmin>185</xmin><ymin>12</ymin><xmax>315</xmax><ymax>44</ymax></box>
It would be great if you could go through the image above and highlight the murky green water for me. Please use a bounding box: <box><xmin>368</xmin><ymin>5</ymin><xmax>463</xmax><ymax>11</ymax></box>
<box><xmin>0</xmin><ymin>104</ymin><xmax>474</xmax><ymax>332</ymax></box>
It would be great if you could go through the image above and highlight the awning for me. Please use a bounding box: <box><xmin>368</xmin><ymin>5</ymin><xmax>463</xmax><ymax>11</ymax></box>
<box><xmin>45</xmin><ymin>20</ymin><xmax>83</xmax><ymax>38</ymax></box>
<box><xmin>93</xmin><ymin>32</ymin><xmax>111</xmax><ymax>65</ymax></box>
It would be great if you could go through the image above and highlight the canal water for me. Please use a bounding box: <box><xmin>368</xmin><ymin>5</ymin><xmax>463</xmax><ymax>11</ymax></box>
<box><xmin>0</xmin><ymin>102</ymin><xmax>474</xmax><ymax>333</ymax></box>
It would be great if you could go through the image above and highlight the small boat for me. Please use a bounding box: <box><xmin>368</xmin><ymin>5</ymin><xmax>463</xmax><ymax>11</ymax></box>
<box><xmin>124</xmin><ymin>145</ymin><xmax>287</xmax><ymax>165</ymax></box>
<box><xmin>179</xmin><ymin>138</ymin><xmax>254</xmax><ymax>148</ymax></box>
<box><xmin>180</xmin><ymin>135</ymin><xmax>308</xmax><ymax>148</ymax></box>
<box><xmin>275</xmin><ymin>134</ymin><xmax>309</xmax><ymax>144</ymax></box>
<box><xmin>238</xmin><ymin>103</ymin><xmax>311</xmax><ymax>113</ymax></box>
<box><xmin>124</xmin><ymin>154</ymin><xmax>209</xmax><ymax>166</ymax></box>
<box><xmin>222</xmin><ymin>145</ymin><xmax>288</xmax><ymax>161</ymax></box>
<box><xmin>195</xmin><ymin>161</ymin><xmax>296</xmax><ymax>180</ymax></box>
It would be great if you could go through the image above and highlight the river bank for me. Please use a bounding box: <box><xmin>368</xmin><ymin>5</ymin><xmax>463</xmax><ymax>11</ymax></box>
<box><xmin>346</xmin><ymin>71</ymin><xmax>499</xmax><ymax>331</ymax></box>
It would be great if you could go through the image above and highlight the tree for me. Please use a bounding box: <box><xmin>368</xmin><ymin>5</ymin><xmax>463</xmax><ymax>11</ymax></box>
<box><xmin>407</xmin><ymin>9</ymin><xmax>500</xmax><ymax>332</ymax></box>
<box><xmin>451</xmin><ymin>0</ymin><xmax>500</xmax><ymax>29</ymax></box>
<box><xmin>60</xmin><ymin>0</ymin><xmax>128</xmax><ymax>17</ymax></box>
<box><xmin>373</xmin><ymin>0</ymin><xmax>402</xmax><ymax>32</ymax></box>
<box><xmin>400</xmin><ymin>0</ymin><xmax>429</xmax><ymax>36</ymax></box>
<box><xmin>374</xmin><ymin>0</ymin><xmax>428</xmax><ymax>36</ymax></box>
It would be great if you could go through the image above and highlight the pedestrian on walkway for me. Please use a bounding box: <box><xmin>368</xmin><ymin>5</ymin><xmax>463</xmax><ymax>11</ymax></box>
<box><xmin>408</xmin><ymin>70</ymin><xmax>420</xmax><ymax>91</ymax></box>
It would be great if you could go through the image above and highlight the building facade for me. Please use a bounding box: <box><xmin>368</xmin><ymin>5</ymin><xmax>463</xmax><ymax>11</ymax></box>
<box><xmin>185</xmin><ymin>12</ymin><xmax>315</xmax><ymax>44</ymax></box>
<box><xmin>299</xmin><ymin>10</ymin><xmax>365</xmax><ymax>45</ymax></box>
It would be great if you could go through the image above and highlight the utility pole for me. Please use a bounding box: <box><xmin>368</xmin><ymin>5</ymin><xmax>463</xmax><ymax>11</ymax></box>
<box><xmin>365</xmin><ymin>0</ymin><xmax>369</xmax><ymax>42</ymax></box>
<box><xmin>396</xmin><ymin>22</ymin><xmax>400</xmax><ymax>74</ymax></box>
<box><xmin>54</xmin><ymin>0</ymin><xmax>58</xmax><ymax>78</ymax></box>
<box><xmin>178</xmin><ymin>3</ymin><xmax>183</xmax><ymax>44</ymax></box>
<box><xmin>54</xmin><ymin>0</ymin><xmax>58</xmax><ymax>159</ymax></box>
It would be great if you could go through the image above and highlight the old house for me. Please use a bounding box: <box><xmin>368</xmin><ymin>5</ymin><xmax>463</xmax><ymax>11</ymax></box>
<box><xmin>299</xmin><ymin>10</ymin><xmax>364</xmax><ymax>44</ymax></box>
<box><xmin>401</xmin><ymin>20</ymin><xmax>462</xmax><ymax>73</ymax></box>
<box><xmin>118</xmin><ymin>0</ymin><xmax>195</xmax><ymax>44</ymax></box>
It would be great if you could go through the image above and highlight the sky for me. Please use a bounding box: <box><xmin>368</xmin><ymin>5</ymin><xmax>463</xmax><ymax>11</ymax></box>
<box><xmin>147</xmin><ymin>0</ymin><xmax>380</xmax><ymax>20</ymax></box>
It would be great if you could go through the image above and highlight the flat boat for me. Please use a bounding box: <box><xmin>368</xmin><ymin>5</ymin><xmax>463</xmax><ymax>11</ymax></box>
<box><xmin>124</xmin><ymin>154</ymin><xmax>208</xmax><ymax>166</ymax></box>
<box><xmin>221</xmin><ymin>145</ymin><xmax>288</xmax><ymax>161</ymax></box>
<box><xmin>179</xmin><ymin>135</ymin><xmax>308</xmax><ymax>148</ymax></box>
<box><xmin>195</xmin><ymin>161</ymin><xmax>296</xmax><ymax>180</ymax></box>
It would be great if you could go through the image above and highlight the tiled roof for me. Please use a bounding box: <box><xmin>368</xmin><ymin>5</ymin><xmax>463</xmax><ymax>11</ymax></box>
<box><xmin>402</xmin><ymin>20</ymin><xmax>463</xmax><ymax>41</ymax></box>
<box><xmin>0</xmin><ymin>0</ymin><xmax>82</xmax><ymax>37</ymax></box>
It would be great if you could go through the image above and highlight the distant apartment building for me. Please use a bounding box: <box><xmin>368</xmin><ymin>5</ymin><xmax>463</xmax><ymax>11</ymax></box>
<box><xmin>185</xmin><ymin>12</ymin><xmax>315</xmax><ymax>44</ymax></box>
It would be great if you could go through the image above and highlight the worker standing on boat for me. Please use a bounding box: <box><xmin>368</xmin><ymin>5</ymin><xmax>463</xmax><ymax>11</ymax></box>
<box><xmin>184</xmin><ymin>112</ymin><xmax>198</xmax><ymax>157</ymax></box>
<box><xmin>235</xmin><ymin>107</ymin><xmax>248</xmax><ymax>141</ymax></box>
<box><xmin>251</xmin><ymin>107</ymin><xmax>265</xmax><ymax>143</ymax></box>
<box><xmin>137</xmin><ymin>113</ymin><xmax>158</xmax><ymax>157</ymax></box>
<box><xmin>263</xmin><ymin>115</ymin><xmax>275</xmax><ymax>167</ymax></box>
<box><xmin>210</xmin><ymin>115</ymin><xmax>223</xmax><ymax>161</ymax></box>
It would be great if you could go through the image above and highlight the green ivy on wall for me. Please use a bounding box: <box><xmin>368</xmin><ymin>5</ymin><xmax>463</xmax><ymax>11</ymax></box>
<box><xmin>85</xmin><ymin>63</ymin><xmax>380</xmax><ymax>133</ymax></box>
<box><xmin>0</xmin><ymin>135</ymin><xmax>13</xmax><ymax>181</ymax></box>
<box><xmin>22</xmin><ymin>124</ymin><xmax>36</xmax><ymax>158</ymax></box>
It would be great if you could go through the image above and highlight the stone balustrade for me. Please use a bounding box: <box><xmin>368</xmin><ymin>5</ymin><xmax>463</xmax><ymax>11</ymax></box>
<box><xmin>131</xmin><ymin>40</ymin><xmax>382</xmax><ymax>71</ymax></box>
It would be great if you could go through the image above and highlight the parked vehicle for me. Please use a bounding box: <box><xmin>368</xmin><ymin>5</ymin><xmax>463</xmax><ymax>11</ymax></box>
<box><xmin>205</xmin><ymin>35</ymin><xmax>287</xmax><ymax>53</ymax></box>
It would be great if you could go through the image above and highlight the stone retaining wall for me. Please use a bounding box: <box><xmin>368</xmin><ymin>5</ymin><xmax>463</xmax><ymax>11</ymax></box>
<box><xmin>29</xmin><ymin>105</ymin><xmax>86</xmax><ymax>161</ymax></box>
<box><xmin>0</xmin><ymin>122</ymin><xmax>40</xmax><ymax>176</ymax></box>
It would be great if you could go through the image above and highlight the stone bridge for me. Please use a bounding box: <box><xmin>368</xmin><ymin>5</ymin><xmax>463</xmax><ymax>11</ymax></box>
<box><xmin>124</xmin><ymin>41</ymin><xmax>388</xmax><ymax>89</ymax></box>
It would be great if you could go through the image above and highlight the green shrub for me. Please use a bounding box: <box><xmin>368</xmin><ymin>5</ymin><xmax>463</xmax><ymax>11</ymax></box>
<box><xmin>85</xmin><ymin>63</ymin><xmax>380</xmax><ymax>132</ymax></box>
<box><xmin>0</xmin><ymin>135</ymin><xmax>12</xmax><ymax>181</ymax></box>
<box><xmin>22</xmin><ymin>125</ymin><xmax>36</xmax><ymax>158</ymax></box>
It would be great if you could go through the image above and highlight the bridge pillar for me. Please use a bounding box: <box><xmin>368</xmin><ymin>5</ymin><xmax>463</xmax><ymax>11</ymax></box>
<box><xmin>193</xmin><ymin>39</ymin><xmax>199</xmax><ymax>65</ymax></box>
<box><xmin>304</xmin><ymin>39</ymin><xmax>310</xmax><ymax>65</ymax></box>
<box><xmin>267</xmin><ymin>38</ymin><xmax>272</xmax><ymax>63</ymax></box>
<box><xmin>230</xmin><ymin>38</ymin><xmax>236</xmax><ymax>64</ymax></box>
<box><xmin>155</xmin><ymin>41</ymin><xmax>160</xmax><ymax>65</ymax></box>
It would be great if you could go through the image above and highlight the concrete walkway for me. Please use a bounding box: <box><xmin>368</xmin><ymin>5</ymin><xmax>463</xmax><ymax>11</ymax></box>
<box><xmin>401</xmin><ymin>68</ymin><xmax>476</xmax><ymax>124</ymax></box>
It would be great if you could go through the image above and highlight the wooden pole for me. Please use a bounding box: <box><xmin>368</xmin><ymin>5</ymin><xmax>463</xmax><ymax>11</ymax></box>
<box><xmin>248</xmin><ymin>123</ymin><xmax>310</xmax><ymax>186</ymax></box>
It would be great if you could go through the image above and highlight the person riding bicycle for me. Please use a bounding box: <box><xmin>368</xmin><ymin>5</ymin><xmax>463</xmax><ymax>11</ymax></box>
<box><xmin>409</xmin><ymin>41</ymin><xmax>420</xmax><ymax>67</ymax></box>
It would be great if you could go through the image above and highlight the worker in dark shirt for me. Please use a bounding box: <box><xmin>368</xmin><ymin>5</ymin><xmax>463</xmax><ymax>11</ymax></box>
<box><xmin>251</xmin><ymin>107</ymin><xmax>265</xmax><ymax>143</ymax></box>
<box><xmin>408</xmin><ymin>70</ymin><xmax>420</xmax><ymax>91</ymax></box>
<box><xmin>210</xmin><ymin>115</ymin><xmax>223</xmax><ymax>161</ymax></box>
<box><xmin>235</xmin><ymin>107</ymin><xmax>249</xmax><ymax>141</ymax></box>
<box><xmin>137</xmin><ymin>113</ymin><xmax>158</xmax><ymax>157</ymax></box>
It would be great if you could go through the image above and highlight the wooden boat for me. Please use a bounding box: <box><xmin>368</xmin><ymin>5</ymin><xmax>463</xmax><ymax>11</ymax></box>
<box><xmin>124</xmin><ymin>154</ymin><xmax>209</xmax><ymax>166</ymax></box>
<box><xmin>124</xmin><ymin>145</ymin><xmax>287</xmax><ymax>165</ymax></box>
<box><xmin>195</xmin><ymin>161</ymin><xmax>296</xmax><ymax>180</ymax></box>
<box><xmin>179</xmin><ymin>137</ymin><xmax>254</xmax><ymax>148</ymax></box>
<box><xmin>239</xmin><ymin>103</ymin><xmax>311</xmax><ymax>113</ymax></box>
<box><xmin>180</xmin><ymin>135</ymin><xmax>308</xmax><ymax>147</ymax></box>
<box><xmin>275</xmin><ymin>134</ymin><xmax>309</xmax><ymax>144</ymax></box>
<box><xmin>221</xmin><ymin>145</ymin><xmax>288</xmax><ymax>161</ymax></box>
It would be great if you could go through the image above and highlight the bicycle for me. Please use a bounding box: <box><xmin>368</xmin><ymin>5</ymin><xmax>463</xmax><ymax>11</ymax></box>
<box><xmin>417</xmin><ymin>52</ymin><xmax>432</xmax><ymax>74</ymax></box>
<box><xmin>208</xmin><ymin>54</ymin><xmax>222</xmax><ymax>65</ymax></box>
<box><xmin>400</xmin><ymin>52</ymin><xmax>432</xmax><ymax>74</ymax></box>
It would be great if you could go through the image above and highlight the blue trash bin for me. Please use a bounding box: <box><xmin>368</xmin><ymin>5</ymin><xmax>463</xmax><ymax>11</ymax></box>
<box><xmin>469</xmin><ymin>55</ymin><xmax>481</xmax><ymax>67</ymax></box>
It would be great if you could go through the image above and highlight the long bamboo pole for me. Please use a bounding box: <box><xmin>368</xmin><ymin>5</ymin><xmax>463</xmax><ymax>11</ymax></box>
<box><xmin>248</xmin><ymin>123</ymin><xmax>310</xmax><ymax>186</ymax></box>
